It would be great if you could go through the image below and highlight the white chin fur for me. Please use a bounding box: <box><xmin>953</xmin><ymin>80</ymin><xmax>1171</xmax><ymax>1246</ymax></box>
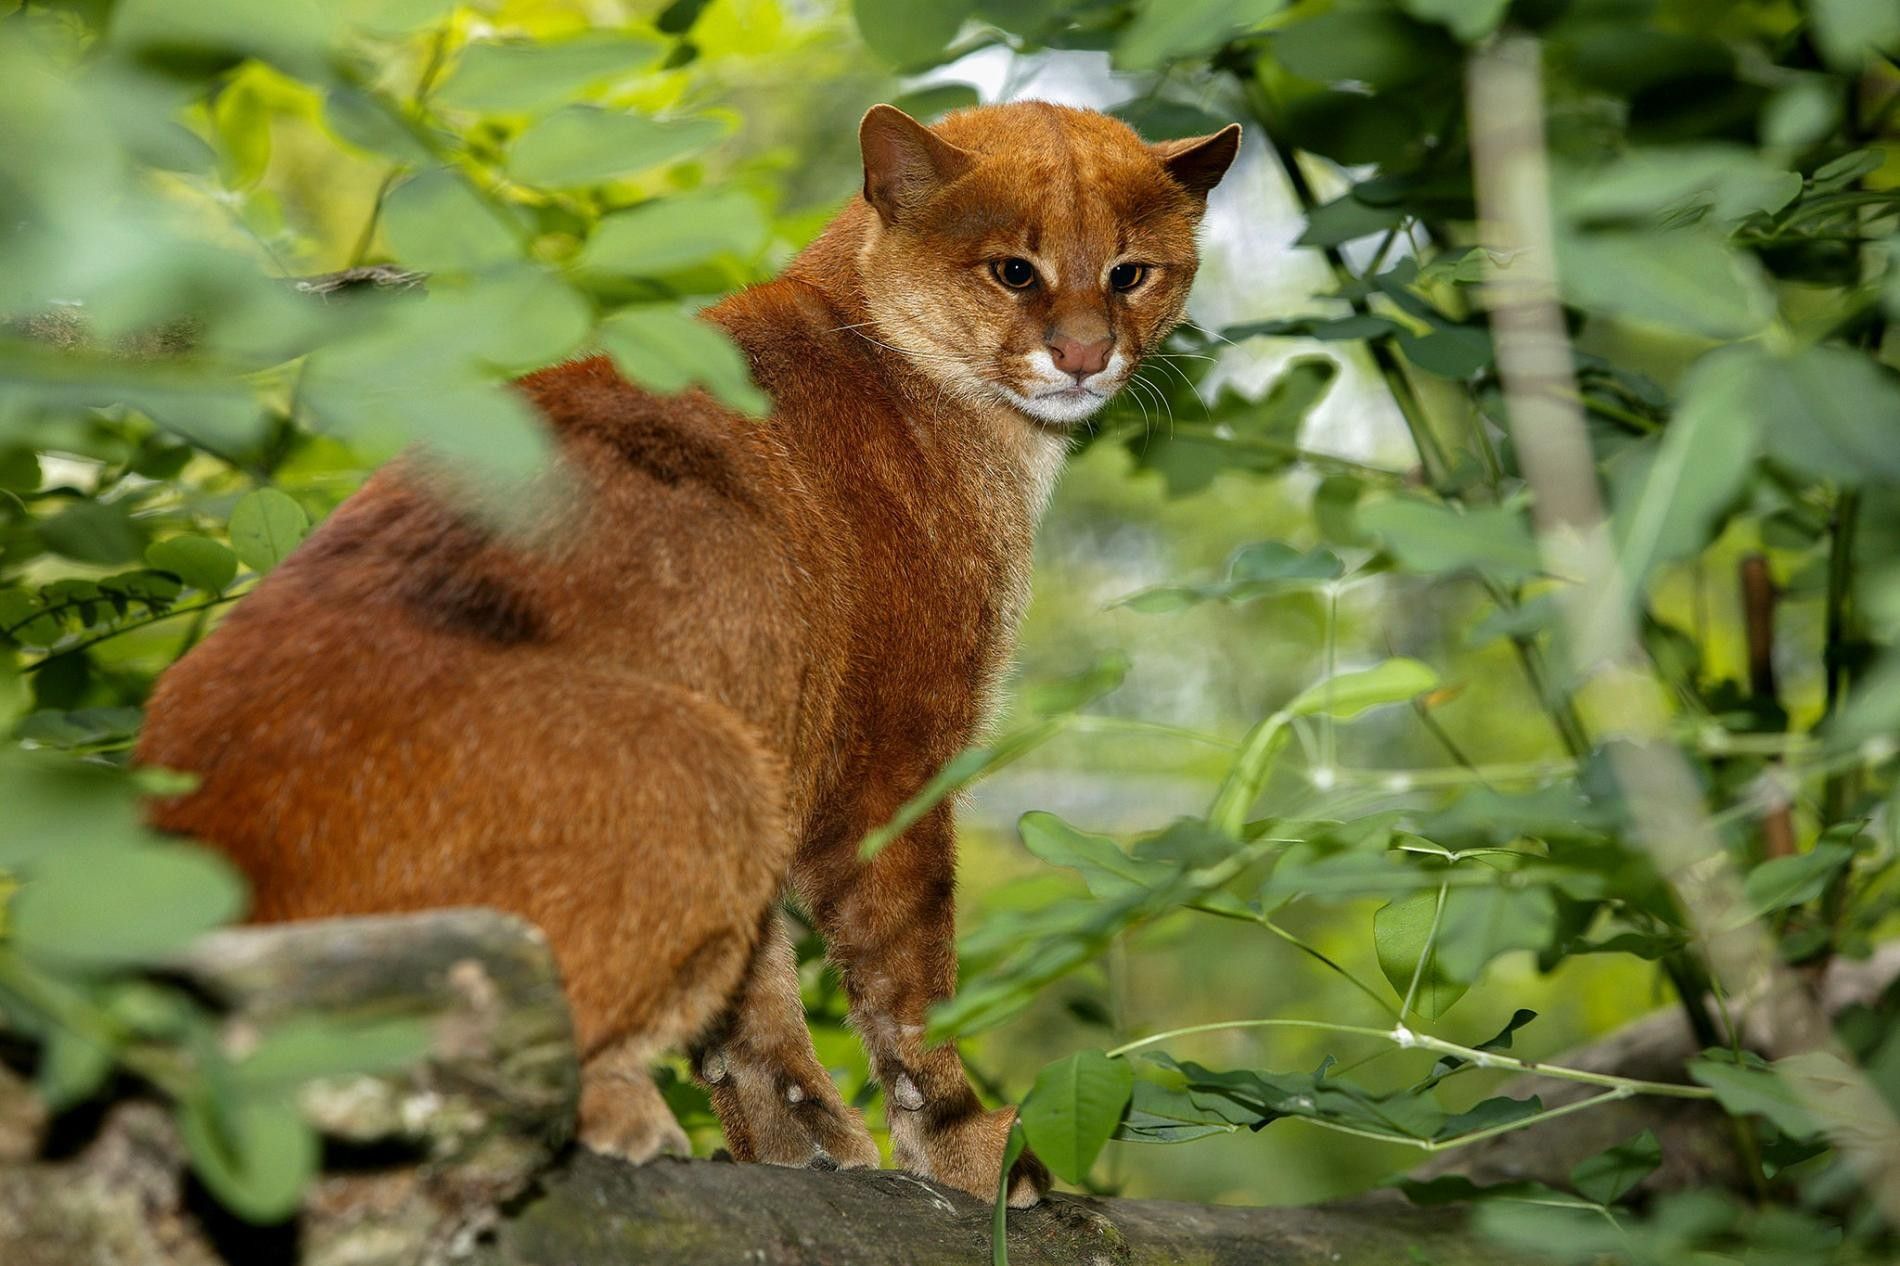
<box><xmin>1002</xmin><ymin>386</ymin><xmax>1113</xmax><ymax>426</ymax></box>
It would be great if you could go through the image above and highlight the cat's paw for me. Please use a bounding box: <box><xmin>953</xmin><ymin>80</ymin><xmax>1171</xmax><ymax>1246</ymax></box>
<box><xmin>578</xmin><ymin>1070</ymin><xmax>692</xmax><ymax>1164</ymax></box>
<box><xmin>896</xmin><ymin>1104</ymin><xmax>1051</xmax><ymax>1208</ymax></box>
<box><xmin>701</xmin><ymin>1047</ymin><xmax>881</xmax><ymax>1170</ymax></box>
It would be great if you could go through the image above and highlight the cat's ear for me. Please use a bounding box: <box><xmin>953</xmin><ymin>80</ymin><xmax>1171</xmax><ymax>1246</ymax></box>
<box><xmin>1152</xmin><ymin>124</ymin><xmax>1243</xmax><ymax>202</ymax></box>
<box><xmin>859</xmin><ymin>104</ymin><xmax>974</xmax><ymax>226</ymax></box>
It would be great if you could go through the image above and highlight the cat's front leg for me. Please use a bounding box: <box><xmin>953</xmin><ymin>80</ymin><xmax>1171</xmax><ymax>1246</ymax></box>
<box><xmin>795</xmin><ymin>804</ymin><xmax>1051</xmax><ymax>1207</ymax></box>
<box><xmin>692</xmin><ymin>911</ymin><xmax>880</xmax><ymax>1171</ymax></box>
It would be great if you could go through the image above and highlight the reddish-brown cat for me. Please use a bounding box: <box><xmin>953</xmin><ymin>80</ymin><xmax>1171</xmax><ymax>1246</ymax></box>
<box><xmin>138</xmin><ymin>101</ymin><xmax>1239</xmax><ymax>1205</ymax></box>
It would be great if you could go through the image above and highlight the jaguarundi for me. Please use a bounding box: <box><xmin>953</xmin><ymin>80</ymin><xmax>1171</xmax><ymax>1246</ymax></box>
<box><xmin>139</xmin><ymin>100</ymin><xmax>1240</xmax><ymax>1206</ymax></box>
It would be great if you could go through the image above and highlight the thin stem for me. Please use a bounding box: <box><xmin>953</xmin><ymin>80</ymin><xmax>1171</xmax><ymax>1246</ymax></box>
<box><xmin>348</xmin><ymin>24</ymin><xmax>455</xmax><ymax>268</ymax></box>
<box><xmin>1399</xmin><ymin>882</ymin><xmax>1449</xmax><ymax>1019</ymax></box>
<box><xmin>1188</xmin><ymin>902</ymin><xmax>1400</xmax><ymax>1020</ymax></box>
<box><xmin>1107</xmin><ymin>1017</ymin><xmax>1717</xmax><ymax>1102</ymax></box>
<box><xmin>1065</xmin><ymin>714</ymin><xmax>1239</xmax><ymax>750</ymax></box>
<box><xmin>22</xmin><ymin>594</ymin><xmax>244</xmax><ymax>674</ymax></box>
<box><xmin>1428</xmin><ymin>1088</ymin><xmax>1633</xmax><ymax>1152</ymax></box>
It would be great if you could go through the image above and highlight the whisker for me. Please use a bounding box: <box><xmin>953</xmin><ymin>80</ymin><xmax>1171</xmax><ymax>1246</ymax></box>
<box><xmin>839</xmin><ymin>326</ymin><xmax>981</xmax><ymax>366</ymax></box>
<box><xmin>1145</xmin><ymin>356</ymin><xmax>1213</xmax><ymax>423</ymax></box>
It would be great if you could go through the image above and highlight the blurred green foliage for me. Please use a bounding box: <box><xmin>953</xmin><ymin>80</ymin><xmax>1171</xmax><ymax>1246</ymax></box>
<box><xmin>6</xmin><ymin>0</ymin><xmax>1900</xmax><ymax>1260</ymax></box>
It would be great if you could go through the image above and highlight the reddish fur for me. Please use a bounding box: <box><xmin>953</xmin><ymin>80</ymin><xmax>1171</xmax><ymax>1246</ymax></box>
<box><xmin>137</xmin><ymin>101</ymin><xmax>1237</xmax><ymax>1203</ymax></box>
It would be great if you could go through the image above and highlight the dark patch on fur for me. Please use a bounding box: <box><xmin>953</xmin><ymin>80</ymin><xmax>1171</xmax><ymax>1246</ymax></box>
<box><xmin>406</xmin><ymin>570</ymin><xmax>546</xmax><ymax>646</ymax></box>
<box><xmin>581</xmin><ymin>416</ymin><xmax>750</xmax><ymax>505</ymax></box>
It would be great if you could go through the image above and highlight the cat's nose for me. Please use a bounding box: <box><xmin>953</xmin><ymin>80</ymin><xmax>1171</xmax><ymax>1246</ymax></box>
<box><xmin>1047</xmin><ymin>336</ymin><xmax>1113</xmax><ymax>380</ymax></box>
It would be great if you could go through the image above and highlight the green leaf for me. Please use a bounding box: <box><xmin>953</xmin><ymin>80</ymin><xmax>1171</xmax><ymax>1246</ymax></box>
<box><xmin>1557</xmin><ymin>229</ymin><xmax>1772</xmax><ymax>339</ymax></box>
<box><xmin>1019</xmin><ymin>812</ymin><xmax>1171</xmax><ymax>899</ymax></box>
<box><xmin>1433</xmin><ymin>884</ymin><xmax>1557</xmax><ymax>982</ymax></box>
<box><xmin>1747</xmin><ymin>345</ymin><xmax>1900</xmax><ymax>486</ymax></box>
<box><xmin>1397</xmin><ymin>324</ymin><xmax>1492</xmax><ymax>380</ymax></box>
<box><xmin>1398</xmin><ymin>0</ymin><xmax>1508</xmax><ymax>42</ymax></box>
<box><xmin>1018</xmin><ymin>1050</ymin><xmax>1134</xmax><ymax>1183</ymax></box>
<box><xmin>580</xmin><ymin>190</ymin><xmax>768</xmax><ymax>278</ymax></box>
<box><xmin>0</xmin><ymin>749</ymin><xmax>156</xmax><ymax>869</ymax></box>
<box><xmin>597</xmin><ymin>304</ymin><xmax>768</xmax><ymax>415</ymax></box>
<box><xmin>1811</xmin><ymin>0</ymin><xmax>1900</xmax><ymax>69</ymax></box>
<box><xmin>35</xmin><ymin>1024</ymin><xmax>117</xmax><ymax>1111</ymax></box>
<box><xmin>178</xmin><ymin>1090</ymin><xmax>319</xmax><ymax>1223</ymax></box>
<box><xmin>853</xmin><ymin>0</ymin><xmax>975</xmax><ymax>68</ymax></box>
<box><xmin>1689</xmin><ymin>1057</ymin><xmax>1818</xmax><ymax>1139</ymax></box>
<box><xmin>1571</xmin><ymin>1129</ymin><xmax>1661</xmax><ymax>1205</ymax></box>
<box><xmin>1608</xmin><ymin>348</ymin><xmax>1758</xmax><ymax>590</ymax></box>
<box><xmin>1374</xmin><ymin>890</ymin><xmax>1468</xmax><ymax>1019</ymax></box>
<box><xmin>1114</xmin><ymin>1077</ymin><xmax>1251</xmax><ymax>1143</ymax></box>
<box><xmin>212</xmin><ymin>74</ymin><xmax>272</xmax><ymax>189</ymax></box>
<box><xmin>380</xmin><ymin>168</ymin><xmax>521</xmax><ymax>273</ymax></box>
<box><xmin>1273</xmin><ymin>9</ymin><xmax>1449</xmax><ymax>88</ymax></box>
<box><xmin>16</xmin><ymin>706</ymin><xmax>145</xmax><ymax>753</ymax></box>
<box><xmin>509</xmin><ymin>107</ymin><xmax>729</xmax><ymax>188</ymax></box>
<box><xmin>436</xmin><ymin>33</ymin><xmax>663</xmax><ymax>114</ymax></box>
<box><xmin>1110</xmin><ymin>98</ymin><xmax>1232</xmax><ymax>142</ymax></box>
<box><xmin>12</xmin><ymin>843</ymin><xmax>246</xmax><ymax>969</ymax></box>
<box><xmin>1358</xmin><ymin>497</ymin><xmax>1542</xmax><ymax>582</ymax></box>
<box><xmin>890</xmin><ymin>82</ymin><xmax>981</xmax><ymax>122</ymax></box>
<box><xmin>234</xmin><ymin>1016</ymin><xmax>431</xmax><ymax>1089</ymax></box>
<box><xmin>992</xmin><ymin>1119</ymin><xmax>1025</xmax><ymax>1266</ymax></box>
<box><xmin>37</xmin><ymin>501</ymin><xmax>145</xmax><ymax>566</ymax></box>
<box><xmin>227</xmin><ymin>489</ymin><xmax>309</xmax><ymax>573</ymax></box>
<box><xmin>147</xmin><ymin>535</ymin><xmax>239</xmax><ymax>592</ymax></box>
<box><xmin>1435</xmin><ymin>1093</ymin><xmax>1542</xmax><ymax>1140</ymax></box>
<box><xmin>1297</xmin><ymin>194</ymin><xmax>1404</xmax><ymax>247</ymax></box>
<box><xmin>1115</xmin><ymin>543</ymin><xmax>1342</xmax><ymax>612</ymax></box>
<box><xmin>1286</xmin><ymin>658</ymin><xmax>1440</xmax><ymax>720</ymax></box>
<box><xmin>1155</xmin><ymin>1053</ymin><xmax>1448</xmax><ymax>1142</ymax></box>
<box><xmin>1418</xmin><ymin>1009</ymin><xmax>1538</xmax><ymax>1089</ymax></box>
<box><xmin>1021</xmin><ymin>654</ymin><xmax>1128</xmax><ymax>716</ymax></box>
<box><xmin>1743</xmin><ymin>843</ymin><xmax>1853</xmax><ymax>919</ymax></box>
<box><xmin>1116</xmin><ymin>0</ymin><xmax>1286</xmax><ymax>69</ymax></box>
<box><xmin>1226</xmin><ymin>314</ymin><xmax>1405</xmax><ymax>342</ymax></box>
<box><xmin>862</xmin><ymin>721</ymin><xmax>1064</xmax><ymax>861</ymax></box>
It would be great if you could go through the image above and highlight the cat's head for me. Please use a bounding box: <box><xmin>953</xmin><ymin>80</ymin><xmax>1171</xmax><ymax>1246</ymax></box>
<box><xmin>853</xmin><ymin>101</ymin><xmax>1239</xmax><ymax>428</ymax></box>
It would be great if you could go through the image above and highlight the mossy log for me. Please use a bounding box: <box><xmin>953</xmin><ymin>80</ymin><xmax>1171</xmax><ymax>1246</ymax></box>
<box><xmin>0</xmin><ymin>908</ymin><xmax>1626</xmax><ymax>1265</ymax></box>
<box><xmin>484</xmin><ymin>1150</ymin><xmax>1516</xmax><ymax>1266</ymax></box>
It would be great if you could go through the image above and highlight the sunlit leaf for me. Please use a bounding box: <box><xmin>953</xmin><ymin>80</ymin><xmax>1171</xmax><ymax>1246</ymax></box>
<box><xmin>510</xmin><ymin>107</ymin><xmax>729</xmax><ymax>188</ymax></box>
<box><xmin>1286</xmin><ymin>658</ymin><xmax>1440</xmax><ymax>720</ymax></box>
<box><xmin>1433</xmin><ymin>884</ymin><xmax>1557</xmax><ymax>982</ymax></box>
<box><xmin>1608</xmin><ymin>347</ymin><xmax>1758</xmax><ymax>591</ymax></box>
<box><xmin>1374</xmin><ymin>889</ymin><xmax>1468</xmax><ymax>1019</ymax></box>
<box><xmin>580</xmin><ymin>190</ymin><xmax>769</xmax><ymax>277</ymax></box>
<box><xmin>436</xmin><ymin>34</ymin><xmax>663</xmax><ymax>114</ymax></box>
<box><xmin>227</xmin><ymin>489</ymin><xmax>309</xmax><ymax>574</ymax></box>
<box><xmin>1018</xmin><ymin>1050</ymin><xmax>1133</xmax><ymax>1182</ymax></box>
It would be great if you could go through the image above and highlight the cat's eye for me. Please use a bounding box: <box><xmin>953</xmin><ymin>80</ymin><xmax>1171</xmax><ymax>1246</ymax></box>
<box><xmin>1109</xmin><ymin>262</ymin><xmax>1149</xmax><ymax>292</ymax></box>
<box><xmin>992</xmin><ymin>258</ymin><xmax>1037</xmax><ymax>290</ymax></box>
